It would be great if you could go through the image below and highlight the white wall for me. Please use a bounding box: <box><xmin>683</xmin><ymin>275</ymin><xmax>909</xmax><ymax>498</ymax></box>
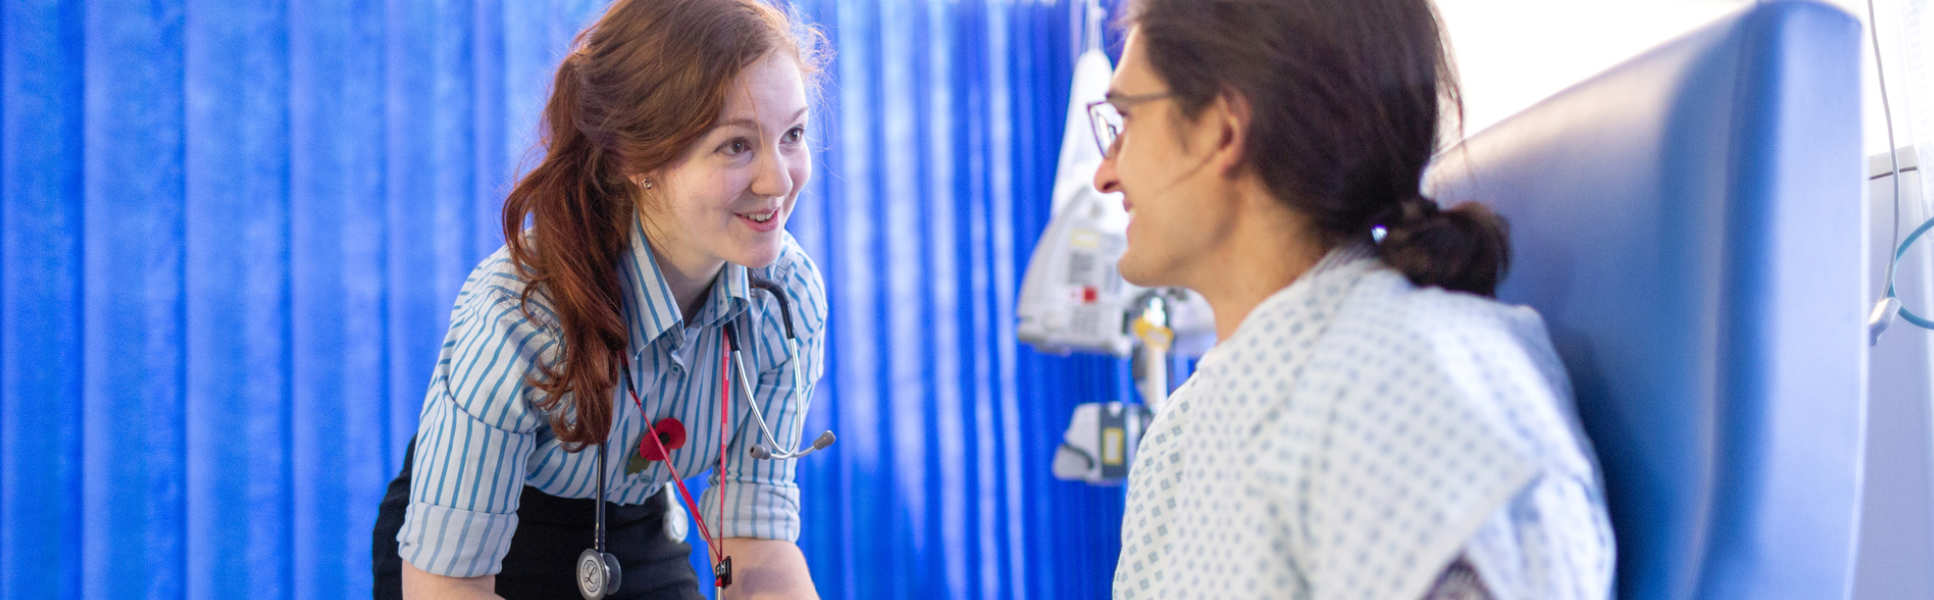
<box><xmin>1436</xmin><ymin>0</ymin><xmax>1921</xmax><ymax>158</ymax></box>
<box><xmin>1862</xmin><ymin>149</ymin><xmax>1934</xmax><ymax>600</ymax></box>
<box><xmin>1434</xmin><ymin>0</ymin><xmax>1742</xmax><ymax>137</ymax></box>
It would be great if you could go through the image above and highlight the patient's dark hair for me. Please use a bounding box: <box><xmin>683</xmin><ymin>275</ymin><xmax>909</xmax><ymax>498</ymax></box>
<box><xmin>1121</xmin><ymin>0</ymin><xmax>1509</xmax><ymax>296</ymax></box>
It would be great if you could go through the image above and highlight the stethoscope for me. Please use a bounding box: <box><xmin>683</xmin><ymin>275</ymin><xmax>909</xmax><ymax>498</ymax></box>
<box><xmin>577</xmin><ymin>277</ymin><xmax>836</xmax><ymax>599</ymax></box>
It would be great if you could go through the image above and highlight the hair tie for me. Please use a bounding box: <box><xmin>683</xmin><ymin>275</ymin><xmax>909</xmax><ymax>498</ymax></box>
<box><xmin>1370</xmin><ymin>193</ymin><xmax>1437</xmax><ymax>240</ymax></box>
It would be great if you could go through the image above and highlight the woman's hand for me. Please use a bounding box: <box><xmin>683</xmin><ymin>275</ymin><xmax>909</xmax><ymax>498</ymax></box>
<box><xmin>401</xmin><ymin>559</ymin><xmax>502</xmax><ymax>600</ymax></box>
<box><xmin>719</xmin><ymin>538</ymin><xmax>819</xmax><ymax>600</ymax></box>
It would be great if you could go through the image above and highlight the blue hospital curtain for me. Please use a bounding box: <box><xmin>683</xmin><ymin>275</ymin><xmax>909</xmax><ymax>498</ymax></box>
<box><xmin>0</xmin><ymin>0</ymin><xmax>1137</xmax><ymax>598</ymax></box>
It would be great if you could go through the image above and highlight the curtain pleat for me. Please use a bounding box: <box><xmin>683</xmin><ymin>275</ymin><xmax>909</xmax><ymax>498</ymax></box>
<box><xmin>1</xmin><ymin>1</ymin><xmax>1137</xmax><ymax>598</ymax></box>
<box><xmin>182</xmin><ymin>1</ymin><xmax>293</xmax><ymax>596</ymax></box>
<box><xmin>0</xmin><ymin>1</ymin><xmax>87</xmax><ymax>598</ymax></box>
<box><xmin>79</xmin><ymin>1</ymin><xmax>191</xmax><ymax>598</ymax></box>
<box><xmin>288</xmin><ymin>1</ymin><xmax>392</xmax><ymax>596</ymax></box>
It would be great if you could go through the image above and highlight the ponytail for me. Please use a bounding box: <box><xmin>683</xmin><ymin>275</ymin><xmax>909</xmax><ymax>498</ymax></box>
<box><xmin>1373</xmin><ymin>195</ymin><xmax>1510</xmax><ymax>297</ymax></box>
<box><xmin>501</xmin><ymin>53</ymin><xmax>633</xmax><ymax>449</ymax></box>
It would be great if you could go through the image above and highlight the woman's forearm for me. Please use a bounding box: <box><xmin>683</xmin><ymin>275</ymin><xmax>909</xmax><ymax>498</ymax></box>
<box><xmin>719</xmin><ymin>538</ymin><xmax>818</xmax><ymax>600</ymax></box>
<box><xmin>401</xmin><ymin>560</ymin><xmax>502</xmax><ymax>600</ymax></box>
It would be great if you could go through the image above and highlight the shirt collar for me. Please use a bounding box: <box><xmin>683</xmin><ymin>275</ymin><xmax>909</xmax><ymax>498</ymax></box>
<box><xmin>616</xmin><ymin>217</ymin><xmax>754</xmax><ymax>355</ymax></box>
<box><xmin>696</xmin><ymin>257</ymin><xmax>753</xmax><ymax>329</ymax></box>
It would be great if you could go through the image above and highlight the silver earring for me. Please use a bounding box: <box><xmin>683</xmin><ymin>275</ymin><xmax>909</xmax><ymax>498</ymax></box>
<box><xmin>642</xmin><ymin>179</ymin><xmax>654</xmax><ymax>190</ymax></box>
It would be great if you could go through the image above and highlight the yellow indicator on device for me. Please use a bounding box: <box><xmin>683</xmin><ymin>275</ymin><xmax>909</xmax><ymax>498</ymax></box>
<box><xmin>1102</xmin><ymin>427</ymin><xmax>1125</xmax><ymax>465</ymax></box>
<box><xmin>1132</xmin><ymin>317</ymin><xmax>1174</xmax><ymax>352</ymax></box>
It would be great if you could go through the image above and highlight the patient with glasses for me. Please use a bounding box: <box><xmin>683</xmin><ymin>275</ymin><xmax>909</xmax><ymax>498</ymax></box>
<box><xmin>1092</xmin><ymin>0</ymin><xmax>1615</xmax><ymax>598</ymax></box>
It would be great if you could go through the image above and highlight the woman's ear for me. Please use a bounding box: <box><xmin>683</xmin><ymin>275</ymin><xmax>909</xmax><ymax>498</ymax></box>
<box><xmin>1209</xmin><ymin>88</ymin><xmax>1253</xmax><ymax>177</ymax></box>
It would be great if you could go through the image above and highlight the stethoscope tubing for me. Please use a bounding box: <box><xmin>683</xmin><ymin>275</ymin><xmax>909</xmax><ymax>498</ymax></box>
<box><xmin>583</xmin><ymin>275</ymin><xmax>832</xmax><ymax>597</ymax></box>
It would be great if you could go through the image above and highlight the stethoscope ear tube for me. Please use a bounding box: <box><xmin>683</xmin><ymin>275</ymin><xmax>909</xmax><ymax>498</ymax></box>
<box><xmin>747</xmin><ymin>277</ymin><xmax>796</xmax><ymax>339</ymax></box>
<box><xmin>730</xmin><ymin>342</ymin><xmax>835</xmax><ymax>460</ymax></box>
<box><xmin>730</xmin><ymin>277</ymin><xmax>837</xmax><ymax>461</ymax></box>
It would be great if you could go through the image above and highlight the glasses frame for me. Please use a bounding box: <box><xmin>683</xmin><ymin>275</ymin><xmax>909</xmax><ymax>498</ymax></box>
<box><xmin>1086</xmin><ymin>92</ymin><xmax>1175</xmax><ymax>157</ymax></box>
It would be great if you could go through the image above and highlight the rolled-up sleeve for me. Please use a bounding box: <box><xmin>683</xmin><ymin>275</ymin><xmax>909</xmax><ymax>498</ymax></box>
<box><xmin>397</xmin><ymin>288</ymin><xmax>556</xmax><ymax>577</ymax></box>
<box><xmin>702</xmin><ymin>248</ymin><xmax>829</xmax><ymax>541</ymax></box>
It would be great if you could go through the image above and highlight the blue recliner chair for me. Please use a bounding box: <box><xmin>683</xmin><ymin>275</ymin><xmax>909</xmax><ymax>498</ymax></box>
<box><xmin>1425</xmin><ymin>2</ymin><xmax>1866</xmax><ymax>598</ymax></box>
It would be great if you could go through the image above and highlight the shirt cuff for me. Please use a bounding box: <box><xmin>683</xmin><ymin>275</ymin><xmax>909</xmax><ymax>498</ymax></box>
<box><xmin>703</xmin><ymin>479</ymin><xmax>802</xmax><ymax>542</ymax></box>
<box><xmin>396</xmin><ymin>501</ymin><xmax>521</xmax><ymax>577</ymax></box>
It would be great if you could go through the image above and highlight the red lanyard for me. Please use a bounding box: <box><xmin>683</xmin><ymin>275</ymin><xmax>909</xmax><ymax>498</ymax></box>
<box><xmin>622</xmin><ymin>326</ymin><xmax>735</xmax><ymax>587</ymax></box>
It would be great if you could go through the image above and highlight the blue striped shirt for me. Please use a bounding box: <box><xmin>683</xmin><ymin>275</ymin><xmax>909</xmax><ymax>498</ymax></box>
<box><xmin>396</xmin><ymin>217</ymin><xmax>829</xmax><ymax>577</ymax></box>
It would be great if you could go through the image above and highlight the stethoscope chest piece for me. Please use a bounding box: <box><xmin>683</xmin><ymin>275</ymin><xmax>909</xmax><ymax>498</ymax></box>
<box><xmin>577</xmin><ymin>547</ymin><xmax>622</xmax><ymax>599</ymax></box>
<box><xmin>662</xmin><ymin>485</ymin><xmax>688</xmax><ymax>542</ymax></box>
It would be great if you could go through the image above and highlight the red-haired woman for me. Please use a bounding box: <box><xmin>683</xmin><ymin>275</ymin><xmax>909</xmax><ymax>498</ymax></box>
<box><xmin>371</xmin><ymin>1</ymin><xmax>830</xmax><ymax>598</ymax></box>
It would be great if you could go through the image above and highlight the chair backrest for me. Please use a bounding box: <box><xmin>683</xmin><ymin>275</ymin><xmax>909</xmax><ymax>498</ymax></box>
<box><xmin>1424</xmin><ymin>3</ymin><xmax>1867</xmax><ymax>598</ymax></box>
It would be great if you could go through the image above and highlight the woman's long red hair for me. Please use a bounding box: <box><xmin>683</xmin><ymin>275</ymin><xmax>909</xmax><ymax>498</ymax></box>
<box><xmin>501</xmin><ymin>0</ymin><xmax>820</xmax><ymax>448</ymax></box>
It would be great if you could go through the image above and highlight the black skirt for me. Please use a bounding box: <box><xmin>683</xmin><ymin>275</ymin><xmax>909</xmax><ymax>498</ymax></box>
<box><xmin>372</xmin><ymin>436</ymin><xmax>703</xmax><ymax>599</ymax></box>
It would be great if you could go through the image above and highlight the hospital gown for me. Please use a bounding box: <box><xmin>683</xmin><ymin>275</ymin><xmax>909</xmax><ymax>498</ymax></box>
<box><xmin>1113</xmin><ymin>244</ymin><xmax>1614</xmax><ymax>599</ymax></box>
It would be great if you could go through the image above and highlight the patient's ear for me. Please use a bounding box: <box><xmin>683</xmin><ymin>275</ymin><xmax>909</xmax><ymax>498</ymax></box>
<box><xmin>1208</xmin><ymin>88</ymin><xmax>1253</xmax><ymax>177</ymax></box>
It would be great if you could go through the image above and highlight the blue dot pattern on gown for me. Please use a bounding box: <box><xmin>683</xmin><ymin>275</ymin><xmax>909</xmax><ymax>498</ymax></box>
<box><xmin>1113</xmin><ymin>244</ymin><xmax>1615</xmax><ymax>600</ymax></box>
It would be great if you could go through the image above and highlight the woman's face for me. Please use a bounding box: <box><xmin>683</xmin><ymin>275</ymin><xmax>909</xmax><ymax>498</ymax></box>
<box><xmin>644</xmin><ymin>51</ymin><xmax>812</xmax><ymax>271</ymax></box>
<box><xmin>1093</xmin><ymin>28</ymin><xmax>1233</xmax><ymax>290</ymax></box>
